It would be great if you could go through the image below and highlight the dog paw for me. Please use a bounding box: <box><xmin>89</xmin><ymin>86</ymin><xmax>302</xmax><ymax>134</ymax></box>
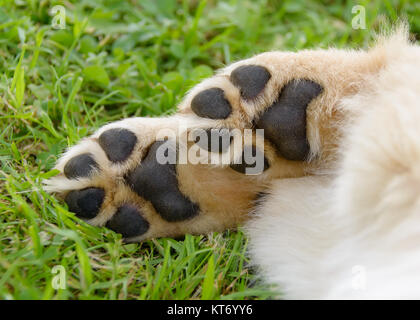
<box><xmin>45</xmin><ymin>116</ymin><xmax>270</xmax><ymax>241</ymax></box>
<box><xmin>46</xmin><ymin>48</ymin><xmax>376</xmax><ymax>241</ymax></box>
<box><xmin>178</xmin><ymin>47</ymin><xmax>380</xmax><ymax>167</ymax></box>
<box><xmin>179</xmin><ymin>56</ymin><xmax>325</xmax><ymax>162</ymax></box>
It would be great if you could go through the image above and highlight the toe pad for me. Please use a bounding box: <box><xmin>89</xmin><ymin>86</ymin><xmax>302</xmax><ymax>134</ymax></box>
<box><xmin>191</xmin><ymin>88</ymin><xmax>232</xmax><ymax>119</ymax></box>
<box><xmin>98</xmin><ymin>128</ymin><xmax>137</xmax><ymax>163</ymax></box>
<box><xmin>65</xmin><ymin>187</ymin><xmax>105</xmax><ymax>219</ymax></box>
<box><xmin>106</xmin><ymin>204</ymin><xmax>149</xmax><ymax>238</ymax></box>
<box><xmin>64</xmin><ymin>153</ymin><xmax>98</xmax><ymax>179</ymax></box>
<box><xmin>230</xmin><ymin>65</ymin><xmax>271</xmax><ymax>100</ymax></box>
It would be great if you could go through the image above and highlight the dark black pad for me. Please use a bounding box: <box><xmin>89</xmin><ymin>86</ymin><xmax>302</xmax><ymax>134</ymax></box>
<box><xmin>65</xmin><ymin>187</ymin><xmax>105</xmax><ymax>219</ymax></box>
<box><xmin>255</xmin><ymin>79</ymin><xmax>322</xmax><ymax>161</ymax></box>
<box><xmin>64</xmin><ymin>153</ymin><xmax>98</xmax><ymax>179</ymax></box>
<box><xmin>230</xmin><ymin>65</ymin><xmax>271</xmax><ymax>100</ymax></box>
<box><xmin>98</xmin><ymin>128</ymin><xmax>137</xmax><ymax>163</ymax></box>
<box><xmin>191</xmin><ymin>88</ymin><xmax>232</xmax><ymax>119</ymax></box>
<box><xmin>106</xmin><ymin>204</ymin><xmax>150</xmax><ymax>238</ymax></box>
<box><xmin>193</xmin><ymin>128</ymin><xmax>233</xmax><ymax>153</ymax></box>
<box><xmin>125</xmin><ymin>141</ymin><xmax>200</xmax><ymax>222</ymax></box>
<box><xmin>230</xmin><ymin>145</ymin><xmax>269</xmax><ymax>174</ymax></box>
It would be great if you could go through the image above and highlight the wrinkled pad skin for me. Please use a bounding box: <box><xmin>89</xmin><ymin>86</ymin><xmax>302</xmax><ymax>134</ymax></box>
<box><xmin>98</xmin><ymin>128</ymin><xmax>138</xmax><ymax>163</ymax></box>
<box><xmin>191</xmin><ymin>88</ymin><xmax>232</xmax><ymax>119</ymax></box>
<box><xmin>64</xmin><ymin>153</ymin><xmax>98</xmax><ymax>179</ymax></box>
<box><xmin>125</xmin><ymin>140</ymin><xmax>200</xmax><ymax>222</ymax></box>
<box><xmin>230</xmin><ymin>65</ymin><xmax>271</xmax><ymax>100</ymax></box>
<box><xmin>255</xmin><ymin>79</ymin><xmax>322</xmax><ymax>161</ymax></box>
<box><xmin>106</xmin><ymin>204</ymin><xmax>150</xmax><ymax>238</ymax></box>
<box><xmin>65</xmin><ymin>187</ymin><xmax>105</xmax><ymax>219</ymax></box>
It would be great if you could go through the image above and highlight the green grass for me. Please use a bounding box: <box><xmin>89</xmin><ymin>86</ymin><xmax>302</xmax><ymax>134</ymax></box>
<box><xmin>0</xmin><ymin>0</ymin><xmax>418</xmax><ymax>300</ymax></box>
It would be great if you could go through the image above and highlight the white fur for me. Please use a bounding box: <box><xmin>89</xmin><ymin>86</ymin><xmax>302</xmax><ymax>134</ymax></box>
<box><xmin>247</xmin><ymin>31</ymin><xmax>420</xmax><ymax>299</ymax></box>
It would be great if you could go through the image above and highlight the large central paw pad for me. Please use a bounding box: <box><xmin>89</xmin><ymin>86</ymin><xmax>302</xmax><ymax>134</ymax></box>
<box><xmin>255</xmin><ymin>79</ymin><xmax>322</xmax><ymax>160</ymax></box>
<box><xmin>125</xmin><ymin>141</ymin><xmax>200</xmax><ymax>222</ymax></box>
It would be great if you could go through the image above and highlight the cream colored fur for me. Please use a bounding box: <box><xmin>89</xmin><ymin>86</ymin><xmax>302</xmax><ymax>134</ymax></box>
<box><xmin>246</xmin><ymin>28</ymin><xmax>420</xmax><ymax>299</ymax></box>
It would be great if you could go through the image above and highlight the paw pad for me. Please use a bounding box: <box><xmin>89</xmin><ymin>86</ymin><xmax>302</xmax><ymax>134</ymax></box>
<box><xmin>65</xmin><ymin>187</ymin><xmax>105</xmax><ymax>219</ymax></box>
<box><xmin>64</xmin><ymin>153</ymin><xmax>98</xmax><ymax>179</ymax></box>
<box><xmin>230</xmin><ymin>65</ymin><xmax>271</xmax><ymax>100</ymax></box>
<box><xmin>125</xmin><ymin>141</ymin><xmax>200</xmax><ymax>222</ymax></box>
<box><xmin>106</xmin><ymin>204</ymin><xmax>149</xmax><ymax>238</ymax></box>
<box><xmin>191</xmin><ymin>88</ymin><xmax>232</xmax><ymax>119</ymax></box>
<box><xmin>255</xmin><ymin>79</ymin><xmax>322</xmax><ymax>161</ymax></box>
<box><xmin>98</xmin><ymin>128</ymin><xmax>137</xmax><ymax>163</ymax></box>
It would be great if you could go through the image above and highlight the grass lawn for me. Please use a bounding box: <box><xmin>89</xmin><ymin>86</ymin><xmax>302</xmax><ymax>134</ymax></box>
<box><xmin>0</xmin><ymin>0</ymin><xmax>418</xmax><ymax>300</ymax></box>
